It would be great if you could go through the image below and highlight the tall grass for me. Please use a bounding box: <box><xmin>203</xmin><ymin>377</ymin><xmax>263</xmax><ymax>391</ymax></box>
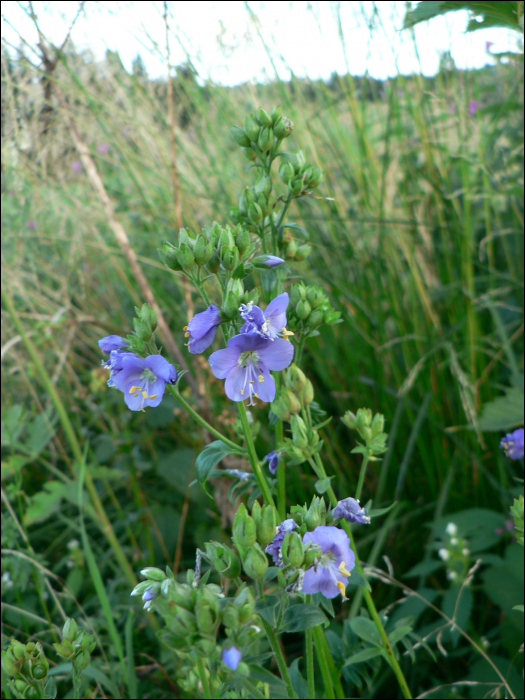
<box><xmin>1</xmin><ymin>3</ymin><xmax>523</xmax><ymax>697</ymax></box>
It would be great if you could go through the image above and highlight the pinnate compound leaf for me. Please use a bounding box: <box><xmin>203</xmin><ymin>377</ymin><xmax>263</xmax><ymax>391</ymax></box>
<box><xmin>349</xmin><ymin>617</ymin><xmax>382</xmax><ymax>646</ymax></box>
<box><xmin>281</xmin><ymin>604</ymin><xmax>328</xmax><ymax>633</ymax></box>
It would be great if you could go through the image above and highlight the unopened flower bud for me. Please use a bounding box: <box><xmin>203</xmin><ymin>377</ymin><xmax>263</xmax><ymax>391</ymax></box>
<box><xmin>296</xmin><ymin>299</ymin><xmax>312</xmax><ymax>320</ymax></box>
<box><xmin>140</xmin><ymin>567</ymin><xmax>166</xmax><ymax>582</ymax></box>
<box><xmin>279</xmin><ymin>162</ymin><xmax>295</xmax><ymax>183</ymax></box>
<box><xmin>254</xmin><ymin>174</ymin><xmax>272</xmax><ymax>197</ymax></box>
<box><xmin>289</xmin><ymin>177</ymin><xmax>304</xmax><ymax>195</ymax></box>
<box><xmin>176</xmin><ymin>243</ymin><xmax>195</xmax><ymax>270</ymax></box>
<box><xmin>294</xmin><ymin>244</ymin><xmax>312</xmax><ymax>261</ymax></box>
<box><xmin>305</xmin><ymin>496</ymin><xmax>326</xmax><ymax>530</ymax></box>
<box><xmin>195</xmin><ymin>590</ymin><xmax>220</xmax><ymax>635</ymax></box>
<box><xmin>270</xmin><ymin>105</ymin><xmax>282</xmax><ymax>123</ymax></box>
<box><xmin>285</xmin><ymin>363</ymin><xmax>307</xmax><ymax>392</ymax></box>
<box><xmin>30</xmin><ymin>660</ymin><xmax>49</xmax><ymax>680</ymax></box>
<box><xmin>235</xmin><ymin>228</ymin><xmax>250</xmax><ymax>255</ymax></box>
<box><xmin>62</xmin><ymin>618</ymin><xmax>79</xmax><ymax>642</ymax></box>
<box><xmin>282</xmin><ymin>531</ymin><xmax>304</xmax><ymax>567</ymax></box>
<box><xmin>257</xmin><ymin>505</ymin><xmax>278</xmax><ymax>547</ymax></box>
<box><xmin>221</xmin><ymin>246</ymin><xmax>240</xmax><ymax>270</ymax></box>
<box><xmin>324</xmin><ymin>310</ymin><xmax>341</xmax><ymax>324</ymax></box>
<box><xmin>221</xmin><ymin>291</ymin><xmax>241</xmax><ymax>320</ymax></box>
<box><xmin>214</xmin><ymin>547</ymin><xmax>241</xmax><ymax>579</ymax></box>
<box><xmin>281</xmin><ymin>387</ymin><xmax>301</xmax><ymax>414</ymax></box>
<box><xmin>371</xmin><ymin>413</ymin><xmax>385</xmax><ymax>437</ymax></box>
<box><xmin>194</xmin><ymin>237</ymin><xmax>214</xmax><ymax>266</ymax></box>
<box><xmin>243</xmin><ymin>114</ymin><xmax>261</xmax><ymax>142</ymax></box>
<box><xmin>285</xmin><ymin>239</ymin><xmax>297</xmax><ymax>260</ymax></box>
<box><xmin>291</xmin><ymin>414</ymin><xmax>308</xmax><ymax>449</ymax></box>
<box><xmin>222</xmin><ymin>604</ymin><xmax>240</xmax><ymax>629</ymax></box>
<box><xmin>241</xmin><ymin>146</ymin><xmax>257</xmax><ymax>161</ymax></box>
<box><xmin>307</xmin><ymin>308</ymin><xmax>324</xmax><ymax>327</ymax></box>
<box><xmin>231</xmin><ymin>126</ymin><xmax>252</xmax><ymax>147</ymax></box>
<box><xmin>303</xmin><ymin>542</ymin><xmax>322</xmax><ymax>569</ymax></box>
<box><xmin>248</xmin><ymin>202</ymin><xmax>263</xmax><ymax>224</ymax></box>
<box><xmin>195</xmin><ymin>637</ymin><xmax>216</xmax><ymax>657</ymax></box>
<box><xmin>158</xmin><ymin>241</ymin><xmax>183</xmax><ymax>270</ymax></box>
<box><xmin>234</xmin><ymin>586</ymin><xmax>255</xmax><ymax>623</ymax></box>
<box><xmin>241</xmin><ymin>543</ymin><xmax>268</xmax><ymax>579</ymax></box>
<box><xmin>257</xmin><ymin>127</ymin><xmax>273</xmax><ymax>152</ymax></box>
<box><xmin>290</xmin><ymin>283</ymin><xmax>306</xmax><ymax>306</ymax></box>
<box><xmin>271</xmin><ymin>397</ymin><xmax>290</xmax><ymax>422</ymax></box>
<box><xmin>274</xmin><ymin>116</ymin><xmax>293</xmax><ymax>139</ymax></box>
<box><xmin>309</xmin><ymin>166</ymin><xmax>324</xmax><ymax>188</ymax></box>
<box><xmin>72</xmin><ymin>651</ymin><xmax>90</xmax><ymax>674</ymax></box>
<box><xmin>233</xmin><ymin>504</ymin><xmax>257</xmax><ymax>548</ymax></box>
<box><xmin>301</xmin><ymin>379</ymin><xmax>314</xmax><ymax>405</ymax></box>
<box><xmin>256</xmin><ymin>107</ymin><xmax>272</xmax><ymax>127</ymax></box>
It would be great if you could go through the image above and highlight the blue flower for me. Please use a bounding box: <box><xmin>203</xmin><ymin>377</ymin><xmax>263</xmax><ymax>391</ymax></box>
<box><xmin>222</xmin><ymin>645</ymin><xmax>242</xmax><ymax>670</ymax></box>
<box><xmin>239</xmin><ymin>293</ymin><xmax>289</xmax><ymax>340</ymax></box>
<box><xmin>332</xmin><ymin>497</ymin><xmax>371</xmax><ymax>525</ymax></box>
<box><xmin>209</xmin><ymin>333</ymin><xmax>293</xmax><ymax>404</ymax></box>
<box><xmin>260</xmin><ymin>255</ymin><xmax>285</xmax><ymax>268</ymax></box>
<box><xmin>265</xmin><ymin>450</ymin><xmax>282</xmax><ymax>475</ymax></box>
<box><xmin>301</xmin><ymin>526</ymin><xmax>355</xmax><ymax>599</ymax></box>
<box><xmin>500</xmin><ymin>428</ymin><xmax>524</xmax><ymax>460</ymax></box>
<box><xmin>265</xmin><ymin>518</ymin><xmax>298</xmax><ymax>565</ymax></box>
<box><xmin>98</xmin><ymin>335</ymin><xmax>126</xmax><ymax>353</ymax></box>
<box><xmin>184</xmin><ymin>305</ymin><xmax>221</xmax><ymax>354</ymax></box>
<box><xmin>111</xmin><ymin>354</ymin><xmax>177</xmax><ymax>410</ymax></box>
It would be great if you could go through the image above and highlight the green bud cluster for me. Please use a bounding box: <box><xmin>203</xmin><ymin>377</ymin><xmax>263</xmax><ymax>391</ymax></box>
<box><xmin>271</xmin><ymin>364</ymin><xmax>314</xmax><ymax>422</ymax></box>
<box><xmin>230</xmin><ymin>106</ymin><xmax>293</xmax><ymax>162</ymax></box>
<box><xmin>342</xmin><ymin>409</ymin><xmax>388</xmax><ymax>456</ymax></box>
<box><xmin>278</xmin><ymin>150</ymin><xmax>324</xmax><ymax>198</ymax></box>
<box><xmin>53</xmin><ymin>617</ymin><xmax>96</xmax><ymax>675</ymax></box>
<box><xmin>231</xmin><ymin>502</ymin><xmax>280</xmax><ymax>579</ymax></box>
<box><xmin>288</xmin><ymin>283</ymin><xmax>341</xmax><ymax>337</ymax></box>
<box><xmin>2</xmin><ymin>639</ymin><xmax>53</xmax><ymax>699</ymax></box>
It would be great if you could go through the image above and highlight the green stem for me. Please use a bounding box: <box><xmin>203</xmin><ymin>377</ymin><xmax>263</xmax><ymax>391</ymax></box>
<box><xmin>196</xmin><ymin>656</ymin><xmax>211</xmax><ymax>699</ymax></box>
<box><xmin>305</xmin><ymin>596</ymin><xmax>315</xmax><ymax>699</ymax></box>
<box><xmin>317</xmin><ymin>628</ymin><xmax>345</xmax><ymax>699</ymax></box>
<box><xmin>312</xmin><ymin>626</ymin><xmax>334</xmax><ymax>699</ymax></box>
<box><xmin>168</xmin><ymin>386</ymin><xmax>243</xmax><ymax>453</ymax></box>
<box><xmin>260</xmin><ymin>617</ymin><xmax>296</xmax><ymax>699</ymax></box>
<box><xmin>315</xmin><ymin>452</ymin><xmax>412</xmax><ymax>699</ymax></box>
<box><xmin>238</xmin><ymin>401</ymin><xmax>275</xmax><ymax>508</ymax></box>
<box><xmin>274</xmin><ymin>373</ymin><xmax>286</xmax><ymax>520</ymax></box>
<box><xmin>1</xmin><ymin>283</ymin><xmax>137</xmax><ymax>587</ymax></box>
<box><xmin>354</xmin><ymin>451</ymin><xmax>370</xmax><ymax>501</ymax></box>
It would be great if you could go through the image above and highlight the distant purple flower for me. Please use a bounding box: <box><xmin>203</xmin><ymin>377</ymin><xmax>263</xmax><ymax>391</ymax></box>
<box><xmin>209</xmin><ymin>333</ymin><xmax>293</xmax><ymax>404</ymax></box>
<box><xmin>500</xmin><ymin>428</ymin><xmax>524</xmax><ymax>460</ymax></box>
<box><xmin>111</xmin><ymin>354</ymin><xmax>177</xmax><ymax>410</ymax></box>
<box><xmin>239</xmin><ymin>292</ymin><xmax>289</xmax><ymax>340</ymax></box>
<box><xmin>72</xmin><ymin>160</ymin><xmax>82</xmax><ymax>173</ymax></box>
<box><xmin>224</xmin><ymin>469</ymin><xmax>250</xmax><ymax>480</ymax></box>
<box><xmin>27</xmin><ymin>219</ymin><xmax>36</xmax><ymax>230</ymax></box>
<box><xmin>468</xmin><ymin>100</ymin><xmax>478</xmax><ymax>116</ymax></box>
<box><xmin>265</xmin><ymin>519</ymin><xmax>298</xmax><ymax>565</ymax></box>
<box><xmin>332</xmin><ymin>497</ymin><xmax>371</xmax><ymax>525</ymax></box>
<box><xmin>495</xmin><ymin>519</ymin><xmax>515</xmax><ymax>536</ymax></box>
<box><xmin>222</xmin><ymin>645</ymin><xmax>242</xmax><ymax>670</ymax></box>
<box><xmin>98</xmin><ymin>335</ymin><xmax>126</xmax><ymax>353</ymax></box>
<box><xmin>301</xmin><ymin>526</ymin><xmax>355</xmax><ymax>599</ymax></box>
<box><xmin>184</xmin><ymin>305</ymin><xmax>221</xmax><ymax>354</ymax></box>
<box><xmin>260</xmin><ymin>255</ymin><xmax>285</xmax><ymax>268</ymax></box>
<box><xmin>265</xmin><ymin>450</ymin><xmax>282</xmax><ymax>475</ymax></box>
<box><xmin>97</xmin><ymin>143</ymin><xmax>110</xmax><ymax>154</ymax></box>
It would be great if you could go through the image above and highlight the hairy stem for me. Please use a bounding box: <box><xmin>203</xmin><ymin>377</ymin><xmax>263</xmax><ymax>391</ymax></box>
<box><xmin>260</xmin><ymin>617</ymin><xmax>296</xmax><ymax>699</ymax></box>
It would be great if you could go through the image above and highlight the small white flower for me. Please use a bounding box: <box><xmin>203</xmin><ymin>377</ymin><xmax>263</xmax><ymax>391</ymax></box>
<box><xmin>450</xmin><ymin>537</ymin><xmax>458</xmax><ymax>546</ymax></box>
<box><xmin>438</xmin><ymin>548</ymin><xmax>450</xmax><ymax>561</ymax></box>
<box><xmin>462</xmin><ymin>548</ymin><xmax>470</xmax><ymax>556</ymax></box>
<box><xmin>445</xmin><ymin>522</ymin><xmax>458</xmax><ymax>536</ymax></box>
<box><xmin>481</xmin><ymin>637</ymin><xmax>490</xmax><ymax>650</ymax></box>
<box><xmin>447</xmin><ymin>570</ymin><xmax>458</xmax><ymax>581</ymax></box>
<box><xmin>67</xmin><ymin>539</ymin><xmax>80</xmax><ymax>550</ymax></box>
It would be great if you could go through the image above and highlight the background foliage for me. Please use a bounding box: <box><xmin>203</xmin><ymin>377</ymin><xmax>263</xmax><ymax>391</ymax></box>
<box><xmin>1</xmin><ymin>1</ymin><xmax>523</xmax><ymax>697</ymax></box>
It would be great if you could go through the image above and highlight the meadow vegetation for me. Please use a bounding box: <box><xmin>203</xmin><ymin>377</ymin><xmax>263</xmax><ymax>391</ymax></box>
<box><xmin>1</xmin><ymin>4</ymin><xmax>523</xmax><ymax>698</ymax></box>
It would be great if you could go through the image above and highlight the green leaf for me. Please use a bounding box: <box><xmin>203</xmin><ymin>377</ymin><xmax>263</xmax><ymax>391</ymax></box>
<box><xmin>368</xmin><ymin>501</ymin><xmax>398</xmax><ymax>518</ymax></box>
<box><xmin>477</xmin><ymin>387</ymin><xmax>524</xmax><ymax>431</ymax></box>
<box><xmin>388</xmin><ymin>624</ymin><xmax>413</xmax><ymax>645</ymax></box>
<box><xmin>195</xmin><ymin>441</ymin><xmax>235</xmax><ymax>492</ymax></box>
<box><xmin>344</xmin><ymin>646</ymin><xmax>385</xmax><ymax>665</ymax></box>
<box><xmin>314</xmin><ymin>476</ymin><xmax>334</xmax><ymax>494</ymax></box>
<box><xmin>346</xmin><ymin>569</ymin><xmax>372</xmax><ymax>591</ymax></box>
<box><xmin>349</xmin><ymin>617</ymin><xmax>382</xmax><ymax>646</ymax></box>
<box><xmin>404</xmin><ymin>1</ymin><xmax>523</xmax><ymax>33</ymax></box>
<box><xmin>512</xmin><ymin>605</ymin><xmax>524</xmax><ymax>613</ymax></box>
<box><xmin>255</xmin><ymin>595</ymin><xmax>280</xmax><ymax>626</ymax></box>
<box><xmin>289</xmin><ymin>658</ymin><xmax>308</xmax><ymax>698</ymax></box>
<box><xmin>25</xmin><ymin>481</ymin><xmax>69</xmax><ymax>525</ymax></box>
<box><xmin>281</xmin><ymin>604</ymin><xmax>328</xmax><ymax>633</ymax></box>
<box><xmin>279</xmin><ymin>222</ymin><xmax>309</xmax><ymax>241</ymax></box>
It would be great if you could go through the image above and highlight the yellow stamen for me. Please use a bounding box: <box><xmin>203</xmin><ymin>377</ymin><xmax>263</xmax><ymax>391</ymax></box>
<box><xmin>240</xmin><ymin>389</ymin><xmax>244</xmax><ymax>395</ymax></box>
<box><xmin>258</xmin><ymin>374</ymin><xmax>264</xmax><ymax>382</ymax></box>
<box><xmin>142</xmin><ymin>391</ymin><xmax>148</xmax><ymax>398</ymax></box>
<box><xmin>132</xmin><ymin>392</ymin><xmax>139</xmax><ymax>397</ymax></box>
<box><xmin>336</xmin><ymin>581</ymin><xmax>348</xmax><ymax>600</ymax></box>
<box><xmin>282</xmin><ymin>327</ymin><xmax>294</xmax><ymax>341</ymax></box>
<box><xmin>183</xmin><ymin>325</ymin><xmax>188</xmax><ymax>331</ymax></box>
<box><xmin>184</xmin><ymin>332</ymin><xmax>190</xmax><ymax>338</ymax></box>
<box><xmin>249</xmin><ymin>380</ymin><xmax>254</xmax><ymax>384</ymax></box>
<box><xmin>148</xmin><ymin>394</ymin><xmax>157</xmax><ymax>399</ymax></box>
<box><xmin>253</xmin><ymin>393</ymin><xmax>258</xmax><ymax>398</ymax></box>
<box><xmin>338</xmin><ymin>561</ymin><xmax>351</xmax><ymax>577</ymax></box>
<box><xmin>129</xmin><ymin>385</ymin><xmax>142</xmax><ymax>394</ymax></box>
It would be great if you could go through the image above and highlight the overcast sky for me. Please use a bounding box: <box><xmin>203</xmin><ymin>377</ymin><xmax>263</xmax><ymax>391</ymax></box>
<box><xmin>1</xmin><ymin>1</ymin><xmax>520</xmax><ymax>85</ymax></box>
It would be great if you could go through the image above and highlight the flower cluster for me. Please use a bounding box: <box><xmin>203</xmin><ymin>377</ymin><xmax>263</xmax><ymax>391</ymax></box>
<box><xmin>500</xmin><ymin>428</ymin><xmax>524</xmax><ymax>460</ymax></box>
<box><xmin>98</xmin><ymin>335</ymin><xmax>177</xmax><ymax>411</ymax></box>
